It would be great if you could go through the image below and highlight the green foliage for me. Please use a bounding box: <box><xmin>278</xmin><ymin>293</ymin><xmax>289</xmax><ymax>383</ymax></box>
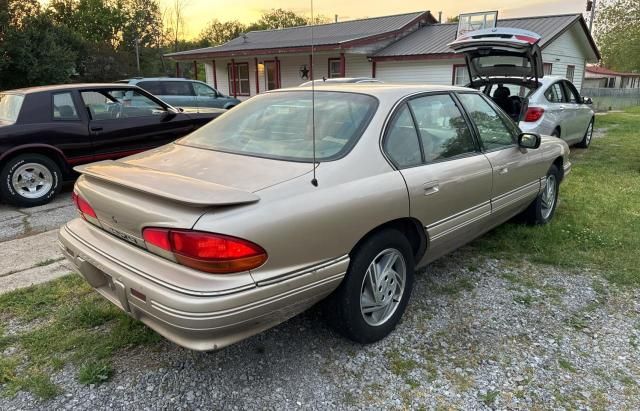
<box><xmin>198</xmin><ymin>19</ymin><xmax>247</xmax><ymax>47</ymax></box>
<box><xmin>78</xmin><ymin>360</ymin><xmax>113</xmax><ymax>385</ymax></box>
<box><xmin>472</xmin><ymin>109</ymin><xmax>640</xmax><ymax>286</ymax></box>
<box><xmin>594</xmin><ymin>0</ymin><xmax>640</xmax><ymax>72</ymax></box>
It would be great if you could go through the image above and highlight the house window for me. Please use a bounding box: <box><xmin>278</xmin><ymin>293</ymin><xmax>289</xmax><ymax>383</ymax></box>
<box><xmin>227</xmin><ymin>62</ymin><xmax>250</xmax><ymax>96</ymax></box>
<box><xmin>607</xmin><ymin>77</ymin><xmax>616</xmax><ymax>88</ymax></box>
<box><xmin>452</xmin><ymin>64</ymin><xmax>470</xmax><ymax>85</ymax></box>
<box><xmin>543</xmin><ymin>63</ymin><xmax>553</xmax><ymax>76</ymax></box>
<box><xmin>264</xmin><ymin>60</ymin><xmax>279</xmax><ymax>91</ymax></box>
<box><xmin>328</xmin><ymin>58</ymin><xmax>342</xmax><ymax>78</ymax></box>
<box><xmin>566</xmin><ymin>65</ymin><xmax>575</xmax><ymax>82</ymax></box>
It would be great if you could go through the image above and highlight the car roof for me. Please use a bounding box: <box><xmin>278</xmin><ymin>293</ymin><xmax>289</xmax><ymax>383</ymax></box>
<box><xmin>280</xmin><ymin>83</ymin><xmax>474</xmax><ymax>100</ymax></box>
<box><xmin>122</xmin><ymin>77</ymin><xmax>198</xmax><ymax>83</ymax></box>
<box><xmin>6</xmin><ymin>83</ymin><xmax>141</xmax><ymax>95</ymax></box>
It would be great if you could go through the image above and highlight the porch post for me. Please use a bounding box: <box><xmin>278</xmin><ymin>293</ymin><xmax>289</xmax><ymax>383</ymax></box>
<box><xmin>231</xmin><ymin>58</ymin><xmax>237</xmax><ymax>97</ymax></box>
<box><xmin>275</xmin><ymin>56</ymin><xmax>281</xmax><ymax>88</ymax></box>
<box><xmin>212</xmin><ymin>60</ymin><xmax>217</xmax><ymax>88</ymax></box>
<box><xmin>193</xmin><ymin>60</ymin><xmax>198</xmax><ymax>80</ymax></box>
<box><xmin>339</xmin><ymin>52</ymin><xmax>345</xmax><ymax>77</ymax></box>
<box><xmin>371</xmin><ymin>59</ymin><xmax>376</xmax><ymax>78</ymax></box>
<box><xmin>309</xmin><ymin>54</ymin><xmax>313</xmax><ymax>80</ymax></box>
<box><xmin>175</xmin><ymin>61</ymin><xmax>180</xmax><ymax>77</ymax></box>
<box><xmin>254</xmin><ymin>57</ymin><xmax>259</xmax><ymax>95</ymax></box>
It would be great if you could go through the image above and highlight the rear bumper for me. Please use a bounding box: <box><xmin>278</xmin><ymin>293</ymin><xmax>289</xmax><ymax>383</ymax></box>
<box><xmin>58</xmin><ymin>219</ymin><xmax>347</xmax><ymax>351</ymax></box>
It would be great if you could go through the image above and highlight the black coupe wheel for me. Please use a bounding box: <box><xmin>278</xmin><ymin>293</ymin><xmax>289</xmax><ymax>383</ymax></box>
<box><xmin>325</xmin><ymin>229</ymin><xmax>415</xmax><ymax>344</ymax></box>
<box><xmin>0</xmin><ymin>154</ymin><xmax>61</xmax><ymax>207</ymax></box>
<box><xmin>522</xmin><ymin>164</ymin><xmax>560</xmax><ymax>225</ymax></box>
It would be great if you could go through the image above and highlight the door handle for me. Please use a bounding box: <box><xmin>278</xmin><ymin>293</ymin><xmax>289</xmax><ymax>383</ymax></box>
<box><xmin>498</xmin><ymin>166</ymin><xmax>509</xmax><ymax>175</ymax></box>
<box><xmin>90</xmin><ymin>126</ymin><xmax>103</xmax><ymax>132</ymax></box>
<box><xmin>423</xmin><ymin>181</ymin><xmax>440</xmax><ymax>196</ymax></box>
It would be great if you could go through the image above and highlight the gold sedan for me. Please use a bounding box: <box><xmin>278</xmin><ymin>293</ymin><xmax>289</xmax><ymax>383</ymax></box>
<box><xmin>59</xmin><ymin>84</ymin><xmax>571</xmax><ymax>351</ymax></box>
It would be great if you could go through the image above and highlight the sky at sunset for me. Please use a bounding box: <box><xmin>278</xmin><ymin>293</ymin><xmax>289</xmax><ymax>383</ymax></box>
<box><xmin>158</xmin><ymin>0</ymin><xmax>590</xmax><ymax>39</ymax></box>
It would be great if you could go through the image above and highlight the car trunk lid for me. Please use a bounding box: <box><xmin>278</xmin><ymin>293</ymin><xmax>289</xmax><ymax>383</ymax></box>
<box><xmin>73</xmin><ymin>143</ymin><xmax>311</xmax><ymax>246</ymax></box>
<box><xmin>448</xmin><ymin>27</ymin><xmax>544</xmax><ymax>84</ymax></box>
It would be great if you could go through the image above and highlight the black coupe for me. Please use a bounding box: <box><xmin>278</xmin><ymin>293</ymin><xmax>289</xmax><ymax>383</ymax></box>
<box><xmin>0</xmin><ymin>84</ymin><xmax>224</xmax><ymax>207</ymax></box>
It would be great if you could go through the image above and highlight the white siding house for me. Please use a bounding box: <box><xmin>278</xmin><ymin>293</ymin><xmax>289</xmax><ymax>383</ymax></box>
<box><xmin>166</xmin><ymin>12</ymin><xmax>600</xmax><ymax>98</ymax></box>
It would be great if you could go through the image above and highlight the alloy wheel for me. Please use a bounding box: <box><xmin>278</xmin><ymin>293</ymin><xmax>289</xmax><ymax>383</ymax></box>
<box><xmin>541</xmin><ymin>174</ymin><xmax>557</xmax><ymax>220</ymax></box>
<box><xmin>11</xmin><ymin>163</ymin><xmax>53</xmax><ymax>199</ymax></box>
<box><xmin>360</xmin><ymin>248</ymin><xmax>407</xmax><ymax>326</ymax></box>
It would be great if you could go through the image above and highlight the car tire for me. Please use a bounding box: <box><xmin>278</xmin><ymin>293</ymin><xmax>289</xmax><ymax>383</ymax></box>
<box><xmin>0</xmin><ymin>154</ymin><xmax>62</xmax><ymax>207</ymax></box>
<box><xmin>325</xmin><ymin>229</ymin><xmax>415</xmax><ymax>344</ymax></box>
<box><xmin>522</xmin><ymin>164</ymin><xmax>560</xmax><ymax>225</ymax></box>
<box><xmin>575</xmin><ymin>118</ymin><xmax>594</xmax><ymax>148</ymax></box>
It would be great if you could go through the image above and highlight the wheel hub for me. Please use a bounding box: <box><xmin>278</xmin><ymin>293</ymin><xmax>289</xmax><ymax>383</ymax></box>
<box><xmin>11</xmin><ymin>163</ymin><xmax>53</xmax><ymax>199</ymax></box>
<box><xmin>359</xmin><ymin>248</ymin><xmax>407</xmax><ymax>327</ymax></box>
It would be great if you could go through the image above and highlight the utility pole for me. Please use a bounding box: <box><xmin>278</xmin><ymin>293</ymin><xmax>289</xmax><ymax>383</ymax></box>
<box><xmin>134</xmin><ymin>38</ymin><xmax>141</xmax><ymax>75</ymax></box>
<box><xmin>588</xmin><ymin>0</ymin><xmax>597</xmax><ymax>33</ymax></box>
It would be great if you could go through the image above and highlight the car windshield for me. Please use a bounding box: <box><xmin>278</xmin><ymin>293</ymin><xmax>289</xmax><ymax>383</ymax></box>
<box><xmin>0</xmin><ymin>93</ymin><xmax>25</xmax><ymax>122</ymax></box>
<box><xmin>180</xmin><ymin>91</ymin><xmax>378</xmax><ymax>162</ymax></box>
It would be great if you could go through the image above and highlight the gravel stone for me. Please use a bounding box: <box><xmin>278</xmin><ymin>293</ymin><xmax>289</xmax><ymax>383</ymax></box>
<box><xmin>1</xmin><ymin>250</ymin><xmax>639</xmax><ymax>410</ymax></box>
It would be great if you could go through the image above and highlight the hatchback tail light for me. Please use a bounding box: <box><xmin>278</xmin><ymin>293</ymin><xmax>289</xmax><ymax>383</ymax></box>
<box><xmin>142</xmin><ymin>228</ymin><xmax>267</xmax><ymax>274</ymax></box>
<box><xmin>523</xmin><ymin>107</ymin><xmax>545</xmax><ymax>122</ymax></box>
<box><xmin>514</xmin><ymin>34</ymin><xmax>538</xmax><ymax>44</ymax></box>
<box><xmin>72</xmin><ymin>191</ymin><xmax>98</xmax><ymax>220</ymax></box>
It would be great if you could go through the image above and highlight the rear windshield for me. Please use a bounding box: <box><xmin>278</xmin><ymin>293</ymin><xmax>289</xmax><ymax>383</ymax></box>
<box><xmin>180</xmin><ymin>91</ymin><xmax>378</xmax><ymax>162</ymax></box>
<box><xmin>0</xmin><ymin>93</ymin><xmax>24</xmax><ymax>122</ymax></box>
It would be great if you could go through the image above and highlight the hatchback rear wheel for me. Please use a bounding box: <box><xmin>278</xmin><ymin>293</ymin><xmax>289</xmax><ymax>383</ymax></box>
<box><xmin>325</xmin><ymin>229</ymin><xmax>415</xmax><ymax>343</ymax></box>
<box><xmin>576</xmin><ymin>118</ymin><xmax>594</xmax><ymax>148</ymax></box>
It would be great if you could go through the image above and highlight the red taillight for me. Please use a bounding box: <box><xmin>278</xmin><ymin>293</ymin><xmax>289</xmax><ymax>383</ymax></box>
<box><xmin>142</xmin><ymin>228</ymin><xmax>267</xmax><ymax>274</ymax></box>
<box><xmin>524</xmin><ymin>107</ymin><xmax>545</xmax><ymax>122</ymax></box>
<box><xmin>514</xmin><ymin>34</ymin><xmax>538</xmax><ymax>44</ymax></box>
<box><xmin>72</xmin><ymin>192</ymin><xmax>97</xmax><ymax>219</ymax></box>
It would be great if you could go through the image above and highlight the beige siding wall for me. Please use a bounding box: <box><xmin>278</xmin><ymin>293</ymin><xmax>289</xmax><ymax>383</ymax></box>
<box><xmin>375</xmin><ymin>59</ymin><xmax>465</xmax><ymax>85</ymax></box>
<box><xmin>541</xmin><ymin>26</ymin><xmax>587</xmax><ymax>90</ymax></box>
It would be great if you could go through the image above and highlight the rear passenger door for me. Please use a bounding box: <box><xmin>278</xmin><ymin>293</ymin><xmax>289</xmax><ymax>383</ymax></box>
<box><xmin>543</xmin><ymin>82</ymin><xmax>574</xmax><ymax>139</ymax></box>
<box><xmin>457</xmin><ymin>93</ymin><xmax>541</xmax><ymax>222</ymax></box>
<box><xmin>382</xmin><ymin>93</ymin><xmax>493</xmax><ymax>264</ymax></box>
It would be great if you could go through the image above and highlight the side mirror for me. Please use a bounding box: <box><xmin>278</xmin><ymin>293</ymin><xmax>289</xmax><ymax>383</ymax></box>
<box><xmin>518</xmin><ymin>132</ymin><xmax>541</xmax><ymax>149</ymax></box>
<box><xmin>582</xmin><ymin>96</ymin><xmax>593</xmax><ymax>105</ymax></box>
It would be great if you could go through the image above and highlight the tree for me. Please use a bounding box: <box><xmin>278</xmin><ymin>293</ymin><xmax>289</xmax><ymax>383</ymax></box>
<box><xmin>594</xmin><ymin>0</ymin><xmax>640</xmax><ymax>72</ymax></box>
<box><xmin>199</xmin><ymin>19</ymin><xmax>246</xmax><ymax>46</ymax></box>
<box><xmin>247</xmin><ymin>8</ymin><xmax>312</xmax><ymax>31</ymax></box>
<box><xmin>0</xmin><ymin>13</ymin><xmax>79</xmax><ymax>90</ymax></box>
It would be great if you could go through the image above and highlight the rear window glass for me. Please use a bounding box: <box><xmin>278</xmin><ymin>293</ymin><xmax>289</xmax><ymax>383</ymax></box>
<box><xmin>138</xmin><ymin>81</ymin><xmax>164</xmax><ymax>95</ymax></box>
<box><xmin>162</xmin><ymin>81</ymin><xmax>194</xmax><ymax>96</ymax></box>
<box><xmin>181</xmin><ymin>91</ymin><xmax>378</xmax><ymax>162</ymax></box>
<box><xmin>0</xmin><ymin>93</ymin><xmax>24</xmax><ymax>122</ymax></box>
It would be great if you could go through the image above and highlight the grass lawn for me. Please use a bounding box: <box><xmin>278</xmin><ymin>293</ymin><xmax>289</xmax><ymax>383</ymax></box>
<box><xmin>472</xmin><ymin>106</ymin><xmax>640</xmax><ymax>286</ymax></box>
<box><xmin>0</xmin><ymin>275</ymin><xmax>161</xmax><ymax>399</ymax></box>
<box><xmin>0</xmin><ymin>107</ymin><xmax>639</xmax><ymax>400</ymax></box>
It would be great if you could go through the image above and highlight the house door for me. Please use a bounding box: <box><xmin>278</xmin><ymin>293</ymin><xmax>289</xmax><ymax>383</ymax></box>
<box><xmin>264</xmin><ymin>61</ymin><xmax>279</xmax><ymax>90</ymax></box>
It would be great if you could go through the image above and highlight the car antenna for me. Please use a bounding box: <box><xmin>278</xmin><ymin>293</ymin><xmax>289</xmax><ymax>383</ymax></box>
<box><xmin>310</xmin><ymin>0</ymin><xmax>319</xmax><ymax>187</ymax></box>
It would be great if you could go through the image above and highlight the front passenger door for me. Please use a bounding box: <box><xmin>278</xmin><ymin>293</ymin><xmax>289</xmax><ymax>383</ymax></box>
<box><xmin>383</xmin><ymin>94</ymin><xmax>493</xmax><ymax>264</ymax></box>
<box><xmin>457</xmin><ymin>93</ymin><xmax>541</xmax><ymax>223</ymax></box>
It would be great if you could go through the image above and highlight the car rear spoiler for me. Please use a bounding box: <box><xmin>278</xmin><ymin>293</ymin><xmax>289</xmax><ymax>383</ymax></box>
<box><xmin>75</xmin><ymin>161</ymin><xmax>260</xmax><ymax>207</ymax></box>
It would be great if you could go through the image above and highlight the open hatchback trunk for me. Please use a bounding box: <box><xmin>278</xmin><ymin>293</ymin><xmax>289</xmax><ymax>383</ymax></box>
<box><xmin>449</xmin><ymin>28</ymin><xmax>544</xmax><ymax>121</ymax></box>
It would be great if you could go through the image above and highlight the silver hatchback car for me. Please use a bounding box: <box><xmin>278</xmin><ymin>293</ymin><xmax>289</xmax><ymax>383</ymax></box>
<box><xmin>450</xmin><ymin>28</ymin><xmax>595</xmax><ymax>148</ymax></box>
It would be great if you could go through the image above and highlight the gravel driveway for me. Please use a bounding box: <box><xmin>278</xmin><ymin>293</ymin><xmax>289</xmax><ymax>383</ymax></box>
<box><xmin>2</xmin><ymin>251</ymin><xmax>638</xmax><ymax>410</ymax></box>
